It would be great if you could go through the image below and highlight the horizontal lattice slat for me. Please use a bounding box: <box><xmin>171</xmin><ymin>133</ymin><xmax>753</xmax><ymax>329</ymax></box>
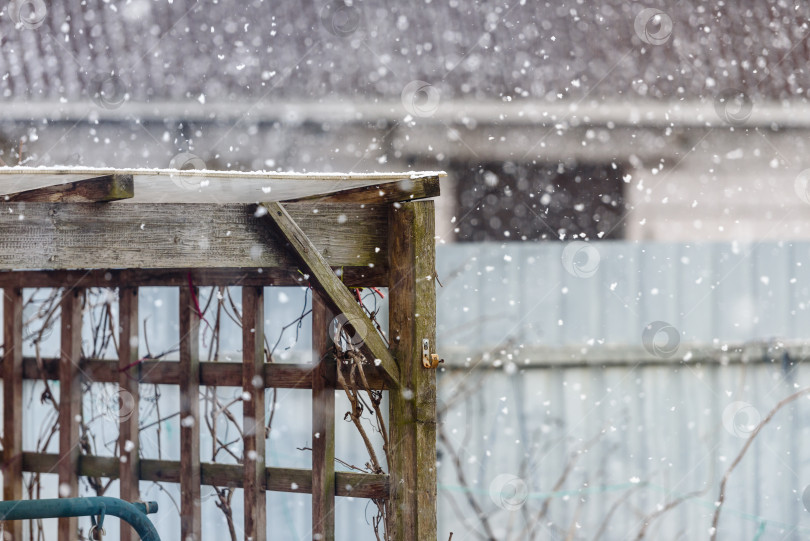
<box><xmin>21</xmin><ymin>453</ymin><xmax>388</xmax><ymax>499</ymax></box>
<box><xmin>10</xmin><ymin>357</ymin><xmax>387</xmax><ymax>390</ymax></box>
<box><xmin>0</xmin><ymin>267</ymin><xmax>387</xmax><ymax>288</ymax></box>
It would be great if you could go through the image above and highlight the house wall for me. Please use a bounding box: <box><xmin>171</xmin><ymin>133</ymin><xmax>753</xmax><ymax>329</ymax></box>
<box><xmin>6</xmin><ymin>100</ymin><xmax>810</xmax><ymax>245</ymax></box>
<box><xmin>626</xmin><ymin>128</ymin><xmax>810</xmax><ymax>242</ymax></box>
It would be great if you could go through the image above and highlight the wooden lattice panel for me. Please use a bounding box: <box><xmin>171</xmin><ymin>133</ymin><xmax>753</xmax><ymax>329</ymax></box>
<box><xmin>0</xmin><ymin>169</ymin><xmax>440</xmax><ymax>541</ymax></box>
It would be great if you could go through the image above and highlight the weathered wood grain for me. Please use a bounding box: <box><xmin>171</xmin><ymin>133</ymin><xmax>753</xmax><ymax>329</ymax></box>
<box><xmin>58</xmin><ymin>288</ymin><xmax>84</xmax><ymax>540</ymax></box>
<box><xmin>0</xmin><ymin>266</ymin><xmax>388</xmax><ymax>288</ymax></box>
<box><xmin>387</xmin><ymin>202</ymin><xmax>438</xmax><ymax>540</ymax></box>
<box><xmin>118</xmin><ymin>287</ymin><xmax>140</xmax><ymax>541</ymax></box>
<box><xmin>3</xmin><ymin>174</ymin><xmax>134</xmax><ymax>202</ymax></box>
<box><xmin>262</xmin><ymin>201</ymin><xmax>399</xmax><ymax>385</ymax></box>
<box><xmin>13</xmin><ymin>357</ymin><xmax>389</xmax><ymax>389</ymax></box>
<box><xmin>0</xmin><ymin>174</ymin><xmax>439</xmax><ymax>541</ymax></box>
<box><xmin>21</xmin><ymin>453</ymin><xmax>389</xmax><ymax>500</ymax></box>
<box><xmin>179</xmin><ymin>286</ymin><xmax>202</xmax><ymax>541</ymax></box>
<box><xmin>287</xmin><ymin>175</ymin><xmax>440</xmax><ymax>205</ymax></box>
<box><xmin>2</xmin><ymin>287</ymin><xmax>23</xmax><ymax>541</ymax></box>
<box><xmin>312</xmin><ymin>292</ymin><xmax>336</xmax><ymax>541</ymax></box>
<box><xmin>242</xmin><ymin>286</ymin><xmax>267</xmax><ymax>541</ymax></box>
<box><xmin>0</xmin><ymin>167</ymin><xmax>444</xmax><ymax>204</ymax></box>
<box><xmin>0</xmin><ymin>203</ymin><xmax>387</xmax><ymax>270</ymax></box>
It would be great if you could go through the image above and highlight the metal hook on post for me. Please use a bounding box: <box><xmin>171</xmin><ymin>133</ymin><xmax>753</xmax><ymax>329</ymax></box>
<box><xmin>421</xmin><ymin>339</ymin><xmax>443</xmax><ymax>369</ymax></box>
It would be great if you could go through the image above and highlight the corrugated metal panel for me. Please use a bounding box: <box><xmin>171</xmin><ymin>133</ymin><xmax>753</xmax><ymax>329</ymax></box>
<box><xmin>435</xmin><ymin>241</ymin><xmax>810</xmax><ymax>540</ymax></box>
<box><xmin>437</xmin><ymin>241</ymin><xmax>810</xmax><ymax>353</ymax></box>
<box><xmin>438</xmin><ymin>361</ymin><xmax>810</xmax><ymax>540</ymax></box>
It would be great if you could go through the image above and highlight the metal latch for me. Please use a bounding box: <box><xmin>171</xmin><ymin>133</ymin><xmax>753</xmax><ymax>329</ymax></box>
<box><xmin>422</xmin><ymin>339</ymin><xmax>442</xmax><ymax>369</ymax></box>
<box><xmin>89</xmin><ymin>504</ymin><xmax>106</xmax><ymax>539</ymax></box>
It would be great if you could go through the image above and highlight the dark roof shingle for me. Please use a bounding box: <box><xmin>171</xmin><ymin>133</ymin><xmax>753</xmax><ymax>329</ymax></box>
<box><xmin>1</xmin><ymin>0</ymin><xmax>808</xmax><ymax>105</ymax></box>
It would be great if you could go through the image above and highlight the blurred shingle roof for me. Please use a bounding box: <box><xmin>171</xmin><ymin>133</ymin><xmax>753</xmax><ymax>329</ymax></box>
<box><xmin>1</xmin><ymin>0</ymin><xmax>808</xmax><ymax>105</ymax></box>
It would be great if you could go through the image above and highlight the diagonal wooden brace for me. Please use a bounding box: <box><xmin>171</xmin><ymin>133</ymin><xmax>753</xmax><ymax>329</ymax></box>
<box><xmin>261</xmin><ymin>201</ymin><xmax>400</xmax><ymax>386</ymax></box>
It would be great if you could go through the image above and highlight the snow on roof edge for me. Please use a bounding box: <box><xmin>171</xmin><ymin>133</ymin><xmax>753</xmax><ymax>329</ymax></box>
<box><xmin>0</xmin><ymin>166</ymin><xmax>446</xmax><ymax>181</ymax></box>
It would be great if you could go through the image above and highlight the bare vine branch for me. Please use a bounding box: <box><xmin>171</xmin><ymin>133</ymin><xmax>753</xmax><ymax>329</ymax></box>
<box><xmin>710</xmin><ymin>387</ymin><xmax>810</xmax><ymax>540</ymax></box>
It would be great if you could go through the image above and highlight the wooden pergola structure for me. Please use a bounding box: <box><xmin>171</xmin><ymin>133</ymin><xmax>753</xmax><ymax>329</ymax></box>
<box><xmin>0</xmin><ymin>167</ymin><xmax>443</xmax><ymax>540</ymax></box>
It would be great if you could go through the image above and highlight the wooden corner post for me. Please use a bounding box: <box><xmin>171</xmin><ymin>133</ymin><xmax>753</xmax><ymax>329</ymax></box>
<box><xmin>387</xmin><ymin>201</ymin><xmax>438</xmax><ymax>540</ymax></box>
<box><xmin>3</xmin><ymin>287</ymin><xmax>23</xmax><ymax>541</ymax></box>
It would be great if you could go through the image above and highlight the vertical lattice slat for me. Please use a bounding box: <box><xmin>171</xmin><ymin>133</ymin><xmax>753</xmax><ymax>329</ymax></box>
<box><xmin>118</xmin><ymin>286</ymin><xmax>140</xmax><ymax>541</ymax></box>
<box><xmin>3</xmin><ymin>287</ymin><xmax>23</xmax><ymax>541</ymax></box>
<box><xmin>242</xmin><ymin>286</ymin><xmax>267</xmax><ymax>541</ymax></box>
<box><xmin>58</xmin><ymin>288</ymin><xmax>84</xmax><ymax>540</ymax></box>
<box><xmin>179</xmin><ymin>286</ymin><xmax>201</xmax><ymax>541</ymax></box>
<box><xmin>387</xmin><ymin>201</ymin><xmax>438</xmax><ymax>540</ymax></box>
<box><xmin>312</xmin><ymin>291</ymin><xmax>336</xmax><ymax>540</ymax></box>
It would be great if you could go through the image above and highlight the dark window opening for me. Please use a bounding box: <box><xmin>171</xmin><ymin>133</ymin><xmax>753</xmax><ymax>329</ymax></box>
<box><xmin>453</xmin><ymin>161</ymin><xmax>626</xmax><ymax>242</ymax></box>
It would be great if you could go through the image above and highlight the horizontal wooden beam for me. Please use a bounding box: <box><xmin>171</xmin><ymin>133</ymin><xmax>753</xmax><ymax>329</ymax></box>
<box><xmin>287</xmin><ymin>175</ymin><xmax>440</xmax><ymax>205</ymax></box>
<box><xmin>0</xmin><ymin>203</ymin><xmax>387</xmax><ymax>271</ymax></box>
<box><xmin>263</xmin><ymin>202</ymin><xmax>399</xmax><ymax>385</ymax></box>
<box><xmin>21</xmin><ymin>453</ymin><xmax>388</xmax><ymax>500</ymax></box>
<box><xmin>0</xmin><ymin>168</ymin><xmax>444</xmax><ymax>204</ymax></box>
<box><xmin>0</xmin><ymin>267</ymin><xmax>387</xmax><ymax>288</ymax></box>
<box><xmin>13</xmin><ymin>357</ymin><xmax>388</xmax><ymax>390</ymax></box>
<box><xmin>3</xmin><ymin>174</ymin><xmax>134</xmax><ymax>203</ymax></box>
